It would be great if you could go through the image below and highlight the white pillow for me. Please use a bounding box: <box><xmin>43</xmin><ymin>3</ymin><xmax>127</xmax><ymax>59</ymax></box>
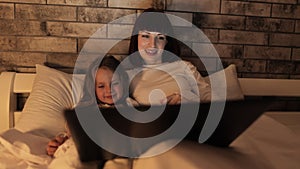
<box><xmin>15</xmin><ymin>64</ymin><xmax>84</xmax><ymax>138</ymax></box>
<box><xmin>204</xmin><ymin>64</ymin><xmax>244</xmax><ymax>101</ymax></box>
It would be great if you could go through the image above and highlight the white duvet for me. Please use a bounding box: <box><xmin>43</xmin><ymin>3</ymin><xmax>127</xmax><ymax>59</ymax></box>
<box><xmin>0</xmin><ymin>129</ymin><xmax>51</xmax><ymax>169</ymax></box>
<box><xmin>0</xmin><ymin>129</ymin><xmax>124</xmax><ymax>169</ymax></box>
<box><xmin>1</xmin><ymin>115</ymin><xmax>300</xmax><ymax>169</ymax></box>
<box><xmin>133</xmin><ymin>115</ymin><xmax>300</xmax><ymax>169</ymax></box>
<box><xmin>0</xmin><ymin>129</ymin><xmax>99</xmax><ymax>169</ymax></box>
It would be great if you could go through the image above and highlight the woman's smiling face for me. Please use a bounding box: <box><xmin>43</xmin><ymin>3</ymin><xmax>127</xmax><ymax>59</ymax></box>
<box><xmin>138</xmin><ymin>30</ymin><xmax>167</xmax><ymax>65</ymax></box>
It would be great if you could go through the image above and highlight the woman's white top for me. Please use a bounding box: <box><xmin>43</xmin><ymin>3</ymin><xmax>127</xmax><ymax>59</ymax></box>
<box><xmin>126</xmin><ymin>60</ymin><xmax>212</xmax><ymax>105</ymax></box>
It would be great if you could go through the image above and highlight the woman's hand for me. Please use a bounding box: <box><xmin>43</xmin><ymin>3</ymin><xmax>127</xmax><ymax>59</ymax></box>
<box><xmin>46</xmin><ymin>133</ymin><xmax>69</xmax><ymax>157</ymax></box>
<box><xmin>162</xmin><ymin>93</ymin><xmax>181</xmax><ymax>105</ymax></box>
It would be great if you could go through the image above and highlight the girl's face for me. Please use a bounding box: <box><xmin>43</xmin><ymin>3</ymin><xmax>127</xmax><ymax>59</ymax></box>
<box><xmin>95</xmin><ymin>67</ymin><xmax>123</xmax><ymax>105</ymax></box>
<box><xmin>138</xmin><ymin>30</ymin><xmax>167</xmax><ymax>65</ymax></box>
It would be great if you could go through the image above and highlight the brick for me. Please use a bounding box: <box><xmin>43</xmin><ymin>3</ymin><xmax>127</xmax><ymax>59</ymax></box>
<box><xmin>109</xmin><ymin>0</ymin><xmax>154</xmax><ymax>9</ymax></box>
<box><xmin>167</xmin><ymin>0</ymin><xmax>220</xmax><ymax>13</ymax></box>
<box><xmin>192</xmin><ymin>43</ymin><xmax>220</xmax><ymax>58</ymax></box>
<box><xmin>0</xmin><ymin>3</ymin><xmax>14</xmax><ymax>19</ymax></box>
<box><xmin>17</xmin><ymin>37</ymin><xmax>77</xmax><ymax>53</ymax></box>
<box><xmin>174</xmin><ymin>28</ymin><xmax>218</xmax><ymax>44</ymax></box>
<box><xmin>174</xmin><ymin>27</ymin><xmax>216</xmax><ymax>43</ymax></box>
<box><xmin>78</xmin><ymin>7</ymin><xmax>136</xmax><ymax>24</ymax></box>
<box><xmin>179</xmin><ymin>41</ymin><xmax>192</xmax><ymax>57</ymax></box>
<box><xmin>222</xmin><ymin>58</ymin><xmax>266</xmax><ymax>73</ymax></box>
<box><xmin>166</xmin><ymin>12</ymin><xmax>193</xmax><ymax>27</ymax></box>
<box><xmin>153</xmin><ymin>0</ymin><xmax>166</xmax><ymax>9</ymax></box>
<box><xmin>269</xmin><ymin>74</ymin><xmax>291</xmax><ymax>79</ymax></box>
<box><xmin>109</xmin><ymin>39</ymin><xmax>130</xmax><ymax>54</ymax></box>
<box><xmin>248</xmin><ymin>0</ymin><xmax>297</xmax><ymax>4</ymax></box>
<box><xmin>194</xmin><ymin>14</ymin><xmax>245</xmax><ymax>30</ymax></box>
<box><xmin>272</xmin><ymin>4</ymin><xmax>300</xmax><ymax>19</ymax></box>
<box><xmin>0</xmin><ymin>0</ymin><xmax>45</xmax><ymax>3</ymax></box>
<box><xmin>296</xmin><ymin>20</ymin><xmax>300</xmax><ymax>32</ymax></box>
<box><xmin>0</xmin><ymin>20</ymin><xmax>47</xmax><ymax>36</ymax></box>
<box><xmin>46</xmin><ymin>53</ymin><xmax>78</xmax><ymax>68</ymax></box>
<box><xmin>220</xmin><ymin>30</ymin><xmax>268</xmax><ymax>45</ymax></box>
<box><xmin>246</xmin><ymin>17</ymin><xmax>294</xmax><ymax>32</ymax></box>
<box><xmin>241</xmin><ymin>73</ymin><xmax>271</xmax><ymax>79</ymax></box>
<box><xmin>107</xmin><ymin>24</ymin><xmax>133</xmax><ymax>39</ymax></box>
<box><xmin>245</xmin><ymin>46</ymin><xmax>291</xmax><ymax>60</ymax></box>
<box><xmin>192</xmin><ymin>43</ymin><xmax>244</xmax><ymax>59</ymax></box>
<box><xmin>242</xmin><ymin>59</ymin><xmax>267</xmax><ymax>73</ymax></box>
<box><xmin>0</xmin><ymin>52</ymin><xmax>46</xmax><ymax>67</ymax></box>
<box><xmin>267</xmin><ymin>60</ymin><xmax>295</xmax><ymax>73</ymax></box>
<box><xmin>47</xmin><ymin>21</ymin><xmax>106</xmax><ymax>38</ymax></box>
<box><xmin>48</xmin><ymin>0</ymin><xmax>106</xmax><ymax>7</ymax></box>
<box><xmin>270</xmin><ymin>33</ymin><xmax>300</xmax><ymax>47</ymax></box>
<box><xmin>74</xmin><ymin>52</ymin><xmax>114</xmax><ymax>73</ymax></box>
<box><xmin>15</xmin><ymin>4</ymin><xmax>76</xmax><ymax>21</ymax></box>
<box><xmin>292</xmin><ymin>48</ymin><xmax>300</xmax><ymax>60</ymax></box>
<box><xmin>202</xmin><ymin>29</ymin><xmax>218</xmax><ymax>43</ymax></box>
<box><xmin>0</xmin><ymin>67</ymin><xmax>6</xmax><ymax>73</ymax></box>
<box><xmin>0</xmin><ymin>36</ymin><xmax>16</xmax><ymax>50</ymax></box>
<box><xmin>221</xmin><ymin>1</ymin><xmax>271</xmax><ymax>17</ymax></box>
<box><xmin>78</xmin><ymin>38</ymin><xmax>129</xmax><ymax>54</ymax></box>
<box><xmin>0</xmin><ymin>66</ymin><xmax>37</xmax><ymax>73</ymax></box>
<box><xmin>290</xmin><ymin>74</ymin><xmax>300</xmax><ymax>79</ymax></box>
<box><xmin>214</xmin><ymin>44</ymin><xmax>243</xmax><ymax>58</ymax></box>
<box><xmin>295</xmin><ymin>62</ymin><xmax>300</xmax><ymax>74</ymax></box>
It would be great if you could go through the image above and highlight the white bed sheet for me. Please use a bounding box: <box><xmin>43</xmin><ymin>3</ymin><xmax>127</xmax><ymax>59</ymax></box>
<box><xmin>0</xmin><ymin>129</ymin><xmax>51</xmax><ymax>169</ymax></box>
<box><xmin>0</xmin><ymin>115</ymin><xmax>299</xmax><ymax>169</ymax></box>
<box><xmin>0</xmin><ymin>129</ymin><xmax>98</xmax><ymax>169</ymax></box>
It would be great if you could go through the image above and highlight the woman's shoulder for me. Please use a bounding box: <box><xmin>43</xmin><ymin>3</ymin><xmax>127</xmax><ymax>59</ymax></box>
<box><xmin>170</xmin><ymin>60</ymin><xmax>197</xmax><ymax>69</ymax></box>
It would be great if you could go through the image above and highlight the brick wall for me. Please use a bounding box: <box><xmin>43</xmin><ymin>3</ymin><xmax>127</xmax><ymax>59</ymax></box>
<box><xmin>0</xmin><ymin>0</ymin><xmax>299</xmax><ymax>78</ymax></box>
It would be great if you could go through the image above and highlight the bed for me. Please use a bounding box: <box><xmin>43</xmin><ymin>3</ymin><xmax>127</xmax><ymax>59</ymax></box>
<box><xmin>0</xmin><ymin>64</ymin><xmax>300</xmax><ymax>169</ymax></box>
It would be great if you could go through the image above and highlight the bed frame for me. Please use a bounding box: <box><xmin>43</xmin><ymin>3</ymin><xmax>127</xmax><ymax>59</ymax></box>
<box><xmin>1</xmin><ymin>72</ymin><xmax>300</xmax><ymax>133</ymax></box>
<box><xmin>0</xmin><ymin>72</ymin><xmax>35</xmax><ymax>132</ymax></box>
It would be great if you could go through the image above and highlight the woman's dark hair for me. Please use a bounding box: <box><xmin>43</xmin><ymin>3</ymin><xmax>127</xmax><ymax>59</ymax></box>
<box><xmin>128</xmin><ymin>8</ymin><xmax>181</xmax><ymax>66</ymax></box>
<box><xmin>79</xmin><ymin>55</ymin><xmax>129</xmax><ymax>106</ymax></box>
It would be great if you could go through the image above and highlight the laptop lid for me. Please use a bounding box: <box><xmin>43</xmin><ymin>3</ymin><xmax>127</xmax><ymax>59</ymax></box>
<box><xmin>64</xmin><ymin>100</ymin><xmax>271</xmax><ymax>162</ymax></box>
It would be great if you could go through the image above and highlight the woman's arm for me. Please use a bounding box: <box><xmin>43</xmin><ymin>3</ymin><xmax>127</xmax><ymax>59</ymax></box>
<box><xmin>184</xmin><ymin>61</ymin><xmax>212</xmax><ymax>102</ymax></box>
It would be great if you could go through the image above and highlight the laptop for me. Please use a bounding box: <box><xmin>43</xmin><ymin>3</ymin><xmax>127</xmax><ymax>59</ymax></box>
<box><xmin>64</xmin><ymin>100</ymin><xmax>272</xmax><ymax>162</ymax></box>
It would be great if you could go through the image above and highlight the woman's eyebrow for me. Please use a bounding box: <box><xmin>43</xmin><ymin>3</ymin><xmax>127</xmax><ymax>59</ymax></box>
<box><xmin>141</xmin><ymin>31</ymin><xmax>164</xmax><ymax>35</ymax></box>
<box><xmin>140</xmin><ymin>30</ymin><xmax>150</xmax><ymax>34</ymax></box>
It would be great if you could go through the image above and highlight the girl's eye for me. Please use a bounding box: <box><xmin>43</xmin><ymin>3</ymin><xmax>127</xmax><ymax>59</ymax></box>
<box><xmin>112</xmin><ymin>82</ymin><xmax>119</xmax><ymax>86</ymax></box>
<box><xmin>97</xmin><ymin>85</ymin><xmax>104</xmax><ymax>88</ymax></box>
<box><xmin>158</xmin><ymin>36</ymin><xmax>166</xmax><ymax>41</ymax></box>
<box><xmin>141</xmin><ymin>34</ymin><xmax>150</xmax><ymax>39</ymax></box>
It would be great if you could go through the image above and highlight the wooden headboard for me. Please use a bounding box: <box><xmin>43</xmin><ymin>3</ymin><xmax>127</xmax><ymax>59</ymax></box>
<box><xmin>1</xmin><ymin>71</ymin><xmax>300</xmax><ymax>133</ymax></box>
<box><xmin>0</xmin><ymin>72</ymin><xmax>35</xmax><ymax>133</ymax></box>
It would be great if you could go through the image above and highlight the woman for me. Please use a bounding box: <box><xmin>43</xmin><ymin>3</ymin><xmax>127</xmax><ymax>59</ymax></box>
<box><xmin>127</xmin><ymin>8</ymin><xmax>212</xmax><ymax>105</ymax></box>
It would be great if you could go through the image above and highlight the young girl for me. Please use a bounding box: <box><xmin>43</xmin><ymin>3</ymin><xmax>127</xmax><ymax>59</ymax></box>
<box><xmin>46</xmin><ymin>56</ymin><xmax>129</xmax><ymax>157</ymax></box>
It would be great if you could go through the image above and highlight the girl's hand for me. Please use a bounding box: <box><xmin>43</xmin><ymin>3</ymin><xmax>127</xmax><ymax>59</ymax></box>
<box><xmin>46</xmin><ymin>134</ymin><xmax>69</xmax><ymax>156</ymax></box>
